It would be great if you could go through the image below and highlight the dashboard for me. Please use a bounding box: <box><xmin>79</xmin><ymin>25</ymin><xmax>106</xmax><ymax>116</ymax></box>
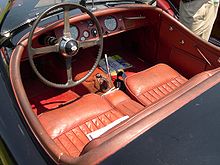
<box><xmin>54</xmin><ymin>10</ymin><xmax>149</xmax><ymax>42</ymax></box>
<box><xmin>26</xmin><ymin>8</ymin><xmax>154</xmax><ymax>60</ymax></box>
<box><xmin>69</xmin><ymin>15</ymin><xmax>119</xmax><ymax>41</ymax></box>
<box><xmin>55</xmin><ymin>14</ymin><xmax>124</xmax><ymax>41</ymax></box>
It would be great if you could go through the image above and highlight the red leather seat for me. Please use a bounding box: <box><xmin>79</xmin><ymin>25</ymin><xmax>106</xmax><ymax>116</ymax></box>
<box><xmin>125</xmin><ymin>63</ymin><xmax>188</xmax><ymax>106</ymax></box>
<box><xmin>38</xmin><ymin>90</ymin><xmax>144</xmax><ymax>158</ymax></box>
<box><xmin>38</xmin><ymin>64</ymin><xmax>187</xmax><ymax>158</ymax></box>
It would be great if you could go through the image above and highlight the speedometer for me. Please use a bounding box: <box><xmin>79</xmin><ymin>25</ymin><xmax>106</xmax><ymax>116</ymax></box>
<box><xmin>104</xmin><ymin>16</ymin><xmax>117</xmax><ymax>31</ymax></box>
<box><xmin>70</xmin><ymin>25</ymin><xmax>79</xmax><ymax>40</ymax></box>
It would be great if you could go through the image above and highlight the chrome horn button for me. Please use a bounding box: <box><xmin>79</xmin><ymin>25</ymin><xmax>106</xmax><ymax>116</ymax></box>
<box><xmin>60</xmin><ymin>37</ymin><xmax>79</xmax><ymax>57</ymax></box>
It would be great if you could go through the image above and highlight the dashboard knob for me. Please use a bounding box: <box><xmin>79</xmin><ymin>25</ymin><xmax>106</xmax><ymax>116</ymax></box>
<box><xmin>91</xmin><ymin>28</ymin><xmax>98</xmax><ymax>37</ymax></box>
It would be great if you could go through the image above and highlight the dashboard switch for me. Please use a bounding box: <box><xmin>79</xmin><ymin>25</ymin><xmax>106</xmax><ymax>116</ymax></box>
<box><xmin>91</xmin><ymin>28</ymin><xmax>98</xmax><ymax>37</ymax></box>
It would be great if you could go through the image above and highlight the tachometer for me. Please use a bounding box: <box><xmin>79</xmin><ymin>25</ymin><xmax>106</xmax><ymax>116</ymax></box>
<box><xmin>104</xmin><ymin>16</ymin><xmax>117</xmax><ymax>31</ymax></box>
<box><xmin>70</xmin><ymin>25</ymin><xmax>79</xmax><ymax>40</ymax></box>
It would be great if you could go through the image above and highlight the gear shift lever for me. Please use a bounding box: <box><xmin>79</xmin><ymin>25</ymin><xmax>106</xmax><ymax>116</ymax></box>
<box><xmin>95</xmin><ymin>73</ymin><xmax>109</xmax><ymax>92</ymax></box>
<box><xmin>104</xmin><ymin>54</ymin><xmax>113</xmax><ymax>86</ymax></box>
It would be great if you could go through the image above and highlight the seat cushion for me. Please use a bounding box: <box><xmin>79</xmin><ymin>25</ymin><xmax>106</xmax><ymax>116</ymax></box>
<box><xmin>125</xmin><ymin>63</ymin><xmax>188</xmax><ymax>106</ymax></box>
<box><xmin>104</xmin><ymin>90</ymin><xmax>144</xmax><ymax>116</ymax></box>
<box><xmin>38</xmin><ymin>91</ymin><xmax>144</xmax><ymax>157</ymax></box>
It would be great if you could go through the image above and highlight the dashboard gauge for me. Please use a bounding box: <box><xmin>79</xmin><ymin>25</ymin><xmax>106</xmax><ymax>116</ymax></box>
<box><xmin>81</xmin><ymin>36</ymin><xmax>86</xmax><ymax>41</ymax></box>
<box><xmin>83</xmin><ymin>30</ymin><xmax>90</xmax><ymax>38</ymax></box>
<box><xmin>104</xmin><ymin>16</ymin><xmax>117</xmax><ymax>31</ymax></box>
<box><xmin>70</xmin><ymin>25</ymin><xmax>79</xmax><ymax>40</ymax></box>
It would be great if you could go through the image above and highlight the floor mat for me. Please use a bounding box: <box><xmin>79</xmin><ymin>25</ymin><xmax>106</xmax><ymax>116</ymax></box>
<box><xmin>24</xmin><ymin>79</ymin><xmax>80</xmax><ymax>115</ymax></box>
<box><xmin>103</xmin><ymin>51</ymin><xmax>149</xmax><ymax>78</ymax></box>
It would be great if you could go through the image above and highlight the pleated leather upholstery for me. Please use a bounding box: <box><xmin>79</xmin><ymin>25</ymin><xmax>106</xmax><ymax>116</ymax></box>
<box><xmin>38</xmin><ymin>64</ymin><xmax>187</xmax><ymax>158</ymax></box>
<box><xmin>53</xmin><ymin>109</ymin><xmax>125</xmax><ymax>157</ymax></box>
<box><xmin>39</xmin><ymin>90</ymin><xmax>144</xmax><ymax>157</ymax></box>
<box><xmin>125</xmin><ymin>63</ymin><xmax>188</xmax><ymax>106</ymax></box>
<box><xmin>104</xmin><ymin>90</ymin><xmax>144</xmax><ymax>116</ymax></box>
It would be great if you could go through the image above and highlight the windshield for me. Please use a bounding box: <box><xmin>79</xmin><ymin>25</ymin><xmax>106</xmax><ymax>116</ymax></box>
<box><xmin>0</xmin><ymin>0</ymin><xmax>78</xmax><ymax>33</ymax></box>
<box><xmin>0</xmin><ymin>0</ymin><xmax>153</xmax><ymax>35</ymax></box>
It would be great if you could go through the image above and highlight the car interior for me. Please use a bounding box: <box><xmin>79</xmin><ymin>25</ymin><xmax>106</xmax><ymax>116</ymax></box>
<box><xmin>9</xmin><ymin>3</ymin><xmax>220</xmax><ymax>164</ymax></box>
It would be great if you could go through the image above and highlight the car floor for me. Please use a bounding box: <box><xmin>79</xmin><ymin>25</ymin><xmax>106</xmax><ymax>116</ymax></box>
<box><xmin>22</xmin><ymin>47</ymin><xmax>149</xmax><ymax>116</ymax></box>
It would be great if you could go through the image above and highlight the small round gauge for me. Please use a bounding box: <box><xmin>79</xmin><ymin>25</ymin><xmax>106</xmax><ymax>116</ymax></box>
<box><xmin>83</xmin><ymin>30</ymin><xmax>90</xmax><ymax>38</ymax></box>
<box><xmin>104</xmin><ymin>16</ymin><xmax>117</xmax><ymax>31</ymax></box>
<box><xmin>70</xmin><ymin>25</ymin><xmax>79</xmax><ymax>40</ymax></box>
<box><xmin>81</xmin><ymin>36</ymin><xmax>86</xmax><ymax>41</ymax></box>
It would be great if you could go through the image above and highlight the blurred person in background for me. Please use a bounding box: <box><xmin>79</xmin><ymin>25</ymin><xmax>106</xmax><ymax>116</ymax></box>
<box><xmin>179</xmin><ymin>0</ymin><xmax>219</xmax><ymax>41</ymax></box>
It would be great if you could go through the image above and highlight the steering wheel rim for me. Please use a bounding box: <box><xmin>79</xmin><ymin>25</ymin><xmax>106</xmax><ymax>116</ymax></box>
<box><xmin>27</xmin><ymin>3</ymin><xmax>103</xmax><ymax>88</ymax></box>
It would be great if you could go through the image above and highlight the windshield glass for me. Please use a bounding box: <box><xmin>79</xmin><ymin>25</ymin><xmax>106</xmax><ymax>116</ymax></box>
<box><xmin>0</xmin><ymin>0</ymin><xmax>78</xmax><ymax>33</ymax></box>
<box><xmin>0</xmin><ymin>0</ymin><xmax>152</xmax><ymax>34</ymax></box>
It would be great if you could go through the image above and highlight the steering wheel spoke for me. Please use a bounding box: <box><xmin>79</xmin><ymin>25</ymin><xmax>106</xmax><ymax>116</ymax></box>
<box><xmin>79</xmin><ymin>39</ymin><xmax>100</xmax><ymax>49</ymax></box>
<box><xmin>63</xmin><ymin>6</ymin><xmax>72</xmax><ymax>38</ymax></box>
<box><xmin>31</xmin><ymin>44</ymin><xmax>59</xmax><ymax>55</ymax></box>
<box><xmin>65</xmin><ymin>57</ymin><xmax>73</xmax><ymax>84</ymax></box>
